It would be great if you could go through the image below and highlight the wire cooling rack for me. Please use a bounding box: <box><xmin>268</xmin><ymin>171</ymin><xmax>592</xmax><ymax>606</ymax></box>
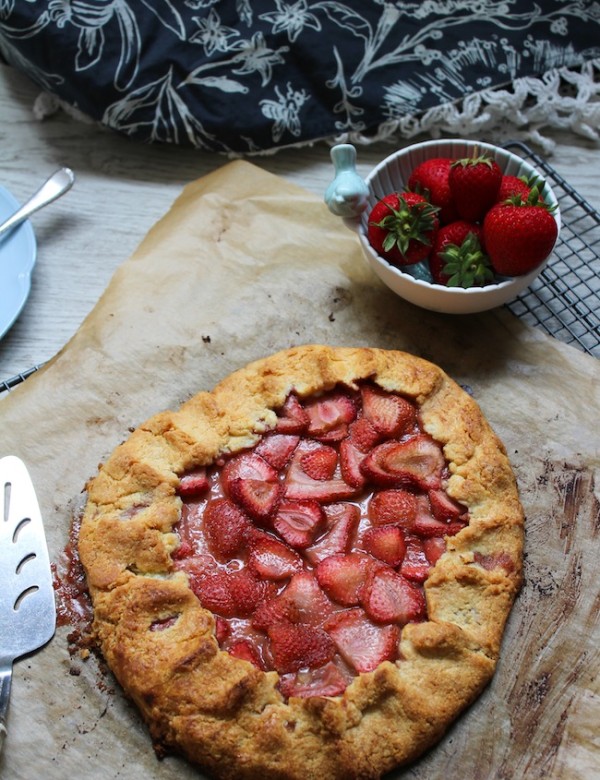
<box><xmin>1</xmin><ymin>142</ymin><xmax>598</xmax><ymax>393</ymax></box>
<box><xmin>504</xmin><ymin>141</ymin><xmax>600</xmax><ymax>358</ymax></box>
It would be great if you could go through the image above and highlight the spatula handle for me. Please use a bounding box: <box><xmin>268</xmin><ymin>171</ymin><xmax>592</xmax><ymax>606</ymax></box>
<box><xmin>0</xmin><ymin>664</ymin><xmax>12</xmax><ymax>754</ymax></box>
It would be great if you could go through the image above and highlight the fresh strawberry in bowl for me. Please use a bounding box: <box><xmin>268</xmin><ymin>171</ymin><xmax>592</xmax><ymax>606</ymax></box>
<box><xmin>448</xmin><ymin>155</ymin><xmax>503</xmax><ymax>223</ymax></box>
<box><xmin>429</xmin><ymin>220</ymin><xmax>492</xmax><ymax>287</ymax></box>
<box><xmin>367</xmin><ymin>191</ymin><xmax>440</xmax><ymax>267</ymax></box>
<box><xmin>326</xmin><ymin>139</ymin><xmax>561</xmax><ymax>314</ymax></box>
<box><xmin>483</xmin><ymin>188</ymin><xmax>559</xmax><ymax>276</ymax></box>
<box><xmin>407</xmin><ymin>157</ymin><xmax>458</xmax><ymax>224</ymax></box>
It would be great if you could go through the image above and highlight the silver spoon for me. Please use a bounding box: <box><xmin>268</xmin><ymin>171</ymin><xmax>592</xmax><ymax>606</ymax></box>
<box><xmin>0</xmin><ymin>167</ymin><xmax>75</xmax><ymax>239</ymax></box>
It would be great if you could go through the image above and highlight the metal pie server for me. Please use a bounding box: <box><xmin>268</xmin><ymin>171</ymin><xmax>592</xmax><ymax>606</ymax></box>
<box><xmin>0</xmin><ymin>456</ymin><xmax>56</xmax><ymax>753</ymax></box>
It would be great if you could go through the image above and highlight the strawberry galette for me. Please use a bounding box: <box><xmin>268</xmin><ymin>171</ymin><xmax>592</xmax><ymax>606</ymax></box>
<box><xmin>79</xmin><ymin>346</ymin><xmax>524</xmax><ymax>779</ymax></box>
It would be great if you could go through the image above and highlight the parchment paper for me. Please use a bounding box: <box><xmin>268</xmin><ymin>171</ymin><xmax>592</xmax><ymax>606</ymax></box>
<box><xmin>0</xmin><ymin>160</ymin><xmax>598</xmax><ymax>780</ymax></box>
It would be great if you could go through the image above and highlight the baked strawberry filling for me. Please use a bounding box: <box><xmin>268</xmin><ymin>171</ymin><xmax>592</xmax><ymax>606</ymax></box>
<box><xmin>173</xmin><ymin>383</ymin><xmax>468</xmax><ymax>699</ymax></box>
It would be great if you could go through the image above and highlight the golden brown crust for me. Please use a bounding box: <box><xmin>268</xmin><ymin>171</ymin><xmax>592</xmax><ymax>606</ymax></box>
<box><xmin>79</xmin><ymin>345</ymin><xmax>524</xmax><ymax>779</ymax></box>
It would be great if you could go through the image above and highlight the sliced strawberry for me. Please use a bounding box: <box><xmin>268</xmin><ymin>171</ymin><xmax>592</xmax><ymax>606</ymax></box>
<box><xmin>149</xmin><ymin>614</ymin><xmax>180</xmax><ymax>632</ymax></box>
<box><xmin>275</xmin><ymin>393</ymin><xmax>309</xmax><ymax>434</ymax></box>
<box><xmin>325</xmin><ymin>608</ymin><xmax>400</xmax><ymax>673</ymax></box>
<box><xmin>251</xmin><ymin>593</ymin><xmax>293</xmax><ymax>631</ymax></box>
<box><xmin>190</xmin><ymin>570</ymin><xmax>237</xmax><ymax>617</ymax></box>
<box><xmin>285</xmin><ymin>441</ymin><xmax>356</xmax><ymax>502</ymax></box>
<box><xmin>273</xmin><ymin>499</ymin><xmax>325</xmax><ymax>549</ymax></box>
<box><xmin>361</xmin><ymin>386</ymin><xmax>417</xmax><ymax>438</ymax></box>
<box><xmin>423</xmin><ymin>536</ymin><xmax>446</xmax><ymax>566</ymax></box>
<box><xmin>229</xmin><ymin>477</ymin><xmax>282</xmax><ymax>522</ymax></box>
<box><xmin>255</xmin><ymin>433</ymin><xmax>299</xmax><ymax>470</ymax></box>
<box><xmin>228</xmin><ymin>638</ymin><xmax>265</xmax><ymax>670</ymax></box>
<box><xmin>192</xmin><ymin>568</ymin><xmax>268</xmax><ymax>618</ymax></box>
<box><xmin>178</xmin><ymin>467</ymin><xmax>209</xmax><ymax>497</ymax></box>
<box><xmin>304</xmin><ymin>391</ymin><xmax>357</xmax><ymax>442</ymax></box>
<box><xmin>360</xmin><ymin>435</ymin><xmax>445</xmax><ymax>490</ymax></box>
<box><xmin>473</xmin><ymin>551</ymin><xmax>515</xmax><ymax>573</ymax></box>
<box><xmin>428</xmin><ymin>488</ymin><xmax>467</xmax><ymax>522</ymax></box>
<box><xmin>414</xmin><ymin>516</ymin><xmax>464</xmax><ymax>538</ymax></box>
<box><xmin>347</xmin><ymin>416</ymin><xmax>381</xmax><ymax>452</ymax></box>
<box><xmin>413</xmin><ymin>513</ymin><xmax>465</xmax><ymax>538</ymax></box>
<box><xmin>362</xmin><ymin>525</ymin><xmax>406</xmax><ymax>567</ymax></box>
<box><xmin>268</xmin><ymin>622</ymin><xmax>336</xmax><ymax>674</ymax></box>
<box><xmin>247</xmin><ymin>533</ymin><xmax>303</xmax><ymax>580</ymax></box>
<box><xmin>222</xmin><ymin>451</ymin><xmax>278</xmax><ymax>488</ymax></box>
<box><xmin>252</xmin><ymin>571</ymin><xmax>334</xmax><ymax>629</ymax></box>
<box><xmin>315</xmin><ymin>552</ymin><xmax>373</xmax><ymax>606</ymax></box>
<box><xmin>176</xmin><ymin>555</ymin><xmax>219</xmax><ymax>602</ymax></box>
<box><xmin>222</xmin><ymin>452</ymin><xmax>280</xmax><ymax>520</ymax></box>
<box><xmin>174</xmin><ymin>553</ymin><xmax>217</xmax><ymax>581</ymax></box>
<box><xmin>300</xmin><ymin>445</ymin><xmax>338</xmax><ymax>481</ymax></box>
<box><xmin>179</xmin><ymin>381</ymin><xmax>449</xmax><ymax>687</ymax></box>
<box><xmin>203</xmin><ymin>498</ymin><xmax>253</xmax><ymax>559</ymax></box>
<box><xmin>411</xmin><ymin>495</ymin><xmax>465</xmax><ymax>537</ymax></box>
<box><xmin>368</xmin><ymin>489</ymin><xmax>418</xmax><ymax>527</ymax></box>
<box><xmin>226</xmin><ymin>568</ymin><xmax>270</xmax><ymax>616</ymax></box>
<box><xmin>361</xmin><ymin>566</ymin><xmax>426</xmax><ymax>625</ymax></box>
<box><xmin>214</xmin><ymin>616</ymin><xmax>231</xmax><ymax>643</ymax></box>
<box><xmin>171</xmin><ymin>538</ymin><xmax>194</xmax><ymax>561</ymax></box>
<box><xmin>304</xmin><ymin>503</ymin><xmax>360</xmax><ymax>565</ymax></box>
<box><xmin>339</xmin><ymin>438</ymin><xmax>367</xmax><ymax>489</ymax></box>
<box><xmin>278</xmin><ymin>661</ymin><xmax>349</xmax><ymax>699</ymax></box>
<box><xmin>400</xmin><ymin>535</ymin><xmax>432</xmax><ymax>583</ymax></box>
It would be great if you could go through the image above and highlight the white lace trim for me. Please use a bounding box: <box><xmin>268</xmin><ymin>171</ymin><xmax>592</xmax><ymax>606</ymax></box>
<box><xmin>335</xmin><ymin>59</ymin><xmax>600</xmax><ymax>155</ymax></box>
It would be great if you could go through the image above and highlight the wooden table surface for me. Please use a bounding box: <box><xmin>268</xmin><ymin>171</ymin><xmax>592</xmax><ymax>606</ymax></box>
<box><xmin>0</xmin><ymin>62</ymin><xmax>598</xmax><ymax>384</ymax></box>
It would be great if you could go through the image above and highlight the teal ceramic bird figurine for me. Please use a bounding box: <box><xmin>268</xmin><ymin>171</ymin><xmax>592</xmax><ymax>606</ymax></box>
<box><xmin>324</xmin><ymin>144</ymin><xmax>369</xmax><ymax>218</ymax></box>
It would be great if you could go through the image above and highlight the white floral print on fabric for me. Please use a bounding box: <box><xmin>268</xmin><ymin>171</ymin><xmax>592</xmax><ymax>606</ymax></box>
<box><xmin>0</xmin><ymin>1</ymin><xmax>599</xmax><ymax>153</ymax></box>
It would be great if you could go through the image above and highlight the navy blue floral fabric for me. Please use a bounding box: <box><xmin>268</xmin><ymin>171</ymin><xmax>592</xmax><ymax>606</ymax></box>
<box><xmin>0</xmin><ymin>1</ymin><xmax>599</xmax><ymax>153</ymax></box>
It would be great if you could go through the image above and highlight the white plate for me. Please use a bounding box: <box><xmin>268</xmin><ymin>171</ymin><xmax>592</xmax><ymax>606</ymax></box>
<box><xmin>0</xmin><ymin>184</ymin><xmax>37</xmax><ymax>339</ymax></box>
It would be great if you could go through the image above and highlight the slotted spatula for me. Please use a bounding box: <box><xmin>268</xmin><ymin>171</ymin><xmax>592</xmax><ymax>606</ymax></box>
<box><xmin>0</xmin><ymin>455</ymin><xmax>56</xmax><ymax>753</ymax></box>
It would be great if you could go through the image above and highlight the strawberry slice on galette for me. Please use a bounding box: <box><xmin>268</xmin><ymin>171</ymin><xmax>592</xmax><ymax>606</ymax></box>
<box><xmin>79</xmin><ymin>346</ymin><xmax>523</xmax><ymax>780</ymax></box>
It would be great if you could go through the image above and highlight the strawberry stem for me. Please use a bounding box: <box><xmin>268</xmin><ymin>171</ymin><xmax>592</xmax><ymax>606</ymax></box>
<box><xmin>451</xmin><ymin>155</ymin><xmax>495</xmax><ymax>169</ymax></box>
<box><xmin>439</xmin><ymin>232</ymin><xmax>495</xmax><ymax>288</ymax></box>
<box><xmin>503</xmin><ymin>180</ymin><xmax>556</xmax><ymax>213</ymax></box>
<box><xmin>371</xmin><ymin>196</ymin><xmax>439</xmax><ymax>256</ymax></box>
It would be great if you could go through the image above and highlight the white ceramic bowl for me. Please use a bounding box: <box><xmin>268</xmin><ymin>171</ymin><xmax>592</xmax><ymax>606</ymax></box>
<box><xmin>358</xmin><ymin>139</ymin><xmax>561</xmax><ymax>314</ymax></box>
